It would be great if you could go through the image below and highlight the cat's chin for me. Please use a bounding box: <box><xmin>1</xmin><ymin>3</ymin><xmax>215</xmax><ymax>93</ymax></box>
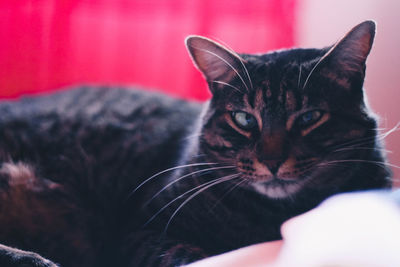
<box><xmin>251</xmin><ymin>179</ymin><xmax>303</xmax><ymax>199</ymax></box>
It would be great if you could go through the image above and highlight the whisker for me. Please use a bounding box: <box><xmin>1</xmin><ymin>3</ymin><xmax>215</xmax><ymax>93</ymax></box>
<box><xmin>164</xmin><ymin>174</ymin><xmax>240</xmax><ymax>233</ymax></box>
<box><xmin>320</xmin><ymin>159</ymin><xmax>399</xmax><ymax>170</ymax></box>
<box><xmin>315</xmin><ymin>161</ymin><xmax>393</xmax><ymax>186</ymax></box>
<box><xmin>189</xmin><ymin>46</ymin><xmax>250</xmax><ymax>92</ymax></box>
<box><xmin>143</xmin><ymin>174</ymin><xmax>238</xmax><ymax>227</ymax></box>
<box><xmin>212</xmin><ymin>81</ymin><xmax>244</xmax><ymax>94</ymax></box>
<box><xmin>127</xmin><ymin>162</ymin><xmax>218</xmax><ymax>199</ymax></box>
<box><xmin>189</xmin><ymin>153</ymin><xmax>207</xmax><ymax>159</ymax></box>
<box><xmin>332</xmin><ymin>146</ymin><xmax>393</xmax><ymax>154</ymax></box>
<box><xmin>375</xmin><ymin>127</ymin><xmax>392</xmax><ymax>131</ymax></box>
<box><xmin>208</xmin><ymin>178</ymin><xmax>245</xmax><ymax>213</ymax></box>
<box><xmin>330</xmin><ymin>138</ymin><xmax>375</xmax><ymax>151</ymax></box>
<box><xmin>379</xmin><ymin>121</ymin><xmax>400</xmax><ymax>139</ymax></box>
<box><xmin>238</xmin><ymin>59</ymin><xmax>253</xmax><ymax>90</ymax></box>
<box><xmin>390</xmin><ymin>176</ymin><xmax>400</xmax><ymax>183</ymax></box>
<box><xmin>328</xmin><ymin>124</ymin><xmax>400</xmax><ymax>152</ymax></box>
<box><xmin>303</xmin><ymin>42</ymin><xmax>342</xmax><ymax>90</ymax></box>
<box><xmin>181</xmin><ymin>133</ymin><xmax>203</xmax><ymax>141</ymax></box>
<box><xmin>210</xmin><ymin>37</ymin><xmax>254</xmax><ymax>90</ymax></box>
<box><xmin>302</xmin><ymin>57</ymin><xmax>325</xmax><ymax>90</ymax></box>
<box><xmin>145</xmin><ymin>165</ymin><xmax>236</xmax><ymax>205</ymax></box>
<box><xmin>297</xmin><ymin>64</ymin><xmax>302</xmax><ymax>89</ymax></box>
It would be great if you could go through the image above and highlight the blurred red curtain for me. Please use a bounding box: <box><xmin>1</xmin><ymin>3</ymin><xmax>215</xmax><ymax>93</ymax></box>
<box><xmin>0</xmin><ymin>0</ymin><xmax>297</xmax><ymax>101</ymax></box>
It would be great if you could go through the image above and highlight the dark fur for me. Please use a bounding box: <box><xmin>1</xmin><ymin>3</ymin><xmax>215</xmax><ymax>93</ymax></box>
<box><xmin>0</xmin><ymin>21</ymin><xmax>392</xmax><ymax>266</ymax></box>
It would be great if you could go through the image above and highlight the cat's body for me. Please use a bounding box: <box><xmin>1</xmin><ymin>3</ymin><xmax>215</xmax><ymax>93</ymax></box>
<box><xmin>0</xmin><ymin>21</ymin><xmax>392</xmax><ymax>267</ymax></box>
<box><xmin>0</xmin><ymin>87</ymin><xmax>203</xmax><ymax>266</ymax></box>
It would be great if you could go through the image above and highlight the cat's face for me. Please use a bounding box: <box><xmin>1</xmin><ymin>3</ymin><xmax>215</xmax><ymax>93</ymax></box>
<box><xmin>187</xmin><ymin>21</ymin><xmax>379</xmax><ymax>198</ymax></box>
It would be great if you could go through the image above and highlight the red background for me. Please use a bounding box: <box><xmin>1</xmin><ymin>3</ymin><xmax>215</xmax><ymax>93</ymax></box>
<box><xmin>2</xmin><ymin>1</ymin><xmax>399</xmax><ymax>184</ymax></box>
<box><xmin>0</xmin><ymin>0</ymin><xmax>297</xmax><ymax>101</ymax></box>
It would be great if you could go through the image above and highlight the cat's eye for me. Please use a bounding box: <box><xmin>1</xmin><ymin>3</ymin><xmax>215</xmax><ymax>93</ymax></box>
<box><xmin>297</xmin><ymin>110</ymin><xmax>323</xmax><ymax>127</ymax></box>
<box><xmin>231</xmin><ymin>111</ymin><xmax>257</xmax><ymax>130</ymax></box>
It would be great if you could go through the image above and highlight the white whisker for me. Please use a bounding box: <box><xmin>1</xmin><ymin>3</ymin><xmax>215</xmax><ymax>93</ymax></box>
<box><xmin>297</xmin><ymin>64</ymin><xmax>302</xmax><ymax>89</ymax></box>
<box><xmin>208</xmin><ymin>178</ymin><xmax>245</xmax><ymax>213</ymax></box>
<box><xmin>164</xmin><ymin>174</ymin><xmax>240</xmax><ymax>233</ymax></box>
<box><xmin>145</xmin><ymin>165</ymin><xmax>236</xmax><ymax>205</ymax></box>
<box><xmin>143</xmin><ymin>174</ymin><xmax>238</xmax><ymax>227</ymax></box>
<box><xmin>333</xmin><ymin>146</ymin><xmax>393</xmax><ymax>154</ymax></box>
<box><xmin>210</xmin><ymin>37</ymin><xmax>254</xmax><ymax>90</ymax></box>
<box><xmin>127</xmin><ymin>162</ymin><xmax>218</xmax><ymax>199</ymax></box>
<box><xmin>189</xmin><ymin>46</ymin><xmax>250</xmax><ymax>92</ymax></box>
<box><xmin>212</xmin><ymin>81</ymin><xmax>244</xmax><ymax>93</ymax></box>
<box><xmin>320</xmin><ymin>159</ymin><xmax>399</xmax><ymax>170</ymax></box>
<box><xmin>190</xmin><ymin>153</ymin><xmax>207</xmax><ymax>159</ymax></box>
<box><xmin>303</xmin><ymin>57</ymin><xmax>325</xmax><ymax>90</ymax></box>
<box><xmin>329</xmin><ymin>123</ymin><xmax>400</xmax><ymax>151</ymax></box>
<box><xmin>239</xmin><ymin>59</ymin><xmax>253</xmax><ymax>90</ymax></box>
<box><xmin>181</xmin><ymin>133</ymin><xmax>203</xmax><ymax>141</ymax></box>
<box><xmin>378</xmin><ymin>121</ymin><xmax>400</xmax><ymax>140</ymax></box>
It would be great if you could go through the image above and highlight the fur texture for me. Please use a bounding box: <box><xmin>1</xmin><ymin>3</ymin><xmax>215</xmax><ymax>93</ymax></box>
<box><xmin>0</xmin><ymin>21</ymin><xmax>392</xmax><ymax>266</ymax></box>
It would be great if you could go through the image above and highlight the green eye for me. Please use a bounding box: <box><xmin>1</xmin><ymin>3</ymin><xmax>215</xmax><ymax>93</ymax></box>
<box><xmin>298</xmin><ymin>110</ymin><xmax>323</xmax><ymax>126</ymax></box>
<box><xmin>232</xmin><ymin>111</ymin><xmax>257</xmax><ymax>130</ymax></box>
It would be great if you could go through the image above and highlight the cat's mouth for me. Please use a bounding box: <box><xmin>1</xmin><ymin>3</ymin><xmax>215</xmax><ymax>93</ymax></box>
<box><xmin>251</xmin><ymin>178</ymin><xmax>304</xmax><ymax>198</ymax></box>
<box><xmin>238</xmin><ymin>172</ymin><xmax>305</xmax><ymax>198</ymax></box>
<box><xmin>239</xmin><ymin>169</ymin><xmax>307</xmax><ymax>183</ymax></box>
<box><xmin>243</xmin><ymin>173</ymin><xmax>300</xmax><ymax>182</ymax></box>
<box><xmin>237</xmin><ymin>159</ymin><xmax>313</xmax><ymax>197</ymax></box>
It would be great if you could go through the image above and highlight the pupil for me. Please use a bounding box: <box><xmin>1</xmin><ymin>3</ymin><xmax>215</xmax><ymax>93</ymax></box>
<box><xmin>304</xmin><ymin>112</ymin><xmax>313</xmax><ymax>122</ymax></box>
<box><xmin>245</xmin><ymin>114</ymin><xmax>251</xmax><ymax>123</ymax></box>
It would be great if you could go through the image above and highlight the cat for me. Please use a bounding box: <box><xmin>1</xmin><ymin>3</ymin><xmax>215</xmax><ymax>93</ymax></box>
<box><xmin>0</xmin><ymin>20</ymin><xmax>391</xmax><ymax>267</ymax></box>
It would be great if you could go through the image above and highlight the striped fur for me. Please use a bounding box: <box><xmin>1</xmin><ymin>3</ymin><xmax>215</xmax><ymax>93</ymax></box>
<box><xmin>0</xmin><ymin>21</ymin><xmax>392</xmax><ymax>267</ymax></box>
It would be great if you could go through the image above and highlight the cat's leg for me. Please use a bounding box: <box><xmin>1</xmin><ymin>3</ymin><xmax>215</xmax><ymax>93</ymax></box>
<box><xmin>0</xmin><ymin>162</ymin><xmax>95</xmax><ymax>266</ymax></box>
<box><xmin>0</xmin><ymin>162</ymin><xmax>62</xmax><ymax>267</ymax></box>
<box><xmin>117</xmin><ymin>230</ymin><xmax>207</xmax><ymax>267</ymax></box>
<box><xmin>0</xmin><ymin>244</ymin><xmax>58</xmax><ymax>267</ymax></box>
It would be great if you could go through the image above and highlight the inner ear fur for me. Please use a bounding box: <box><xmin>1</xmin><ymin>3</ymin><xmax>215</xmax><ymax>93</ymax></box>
<box><xmin>307</xmin><ymin>21</ymin><xmax>376</xmax><ymax>91</ymax></box>
<box><xmin>185</xmin><ymin>35</ymin><xmax>250</xmax><ymax>93</ymax></box>
<box><xmin>325</xmin><ymin>20</ymin><xmax>376</xmax><ymax>73</ymax></box>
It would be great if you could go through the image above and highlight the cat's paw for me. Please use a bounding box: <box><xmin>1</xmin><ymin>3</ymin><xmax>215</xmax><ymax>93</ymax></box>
<box><xmin>0</xmin><ymin>245</ymin><xmax>59</xmax><ymax>267</ymax></box>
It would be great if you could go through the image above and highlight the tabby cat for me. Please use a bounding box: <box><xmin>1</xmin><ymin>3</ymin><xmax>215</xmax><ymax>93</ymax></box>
<box><xmin>0</xmin><ymin>20</ymin><xmax>391</xmax><ymax>267</ymax></box>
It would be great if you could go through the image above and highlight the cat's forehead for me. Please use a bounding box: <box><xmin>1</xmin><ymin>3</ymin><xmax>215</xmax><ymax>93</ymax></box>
<box><xmin>234</xmin><ymin>49</ymin><xmax>328</xmax><ymax>114</ymax></box>
<box><xmin>241</xmin><ymin>48</ymin><xmax>327</xmax><ymax>76</ymax></box>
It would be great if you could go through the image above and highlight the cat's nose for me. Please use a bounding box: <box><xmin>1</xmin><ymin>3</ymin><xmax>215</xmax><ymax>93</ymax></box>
<box><xmin>265</xmin><ymin>160</ymin><xmax>282</xmax><ymax>175</ymax></box>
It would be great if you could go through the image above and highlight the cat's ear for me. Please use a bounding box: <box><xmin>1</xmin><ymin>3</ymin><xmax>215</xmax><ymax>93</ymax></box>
<box><xmin>185</xmin><ymin>36</ymin><xmax>248</xmax><ymax>93</ymax></box>
<box><xmin>327</xmin><ymin>20</ymin><xmax>375</xmax><ymax>72</ymax></box>
<box><xmin>317</xmin><ymin>20</ymin><xmax>376</xmax><ymax>89</ymax></box>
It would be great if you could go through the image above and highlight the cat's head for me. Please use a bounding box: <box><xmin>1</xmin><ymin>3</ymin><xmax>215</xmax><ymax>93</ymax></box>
<box><xmin>186</xmin><ymin>21</ymin><xmax>387</xmax><ymax>198</ymax></box>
